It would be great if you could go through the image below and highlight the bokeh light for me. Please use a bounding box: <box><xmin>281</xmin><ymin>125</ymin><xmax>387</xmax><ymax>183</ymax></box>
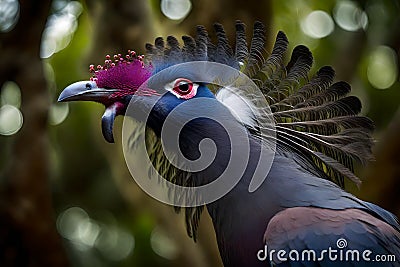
<box><xmin>1</xmin><ymin>81</ymin><xmax>21</xmax><ymax>108</ymax></box>
<box><xmin>150</xmin><ymin>227</ymin><xmax>179</xmax><ymax>260</ymax></box>
<box><xmin>40</xmin><ymin>1</ymin><xmax>82</xmax><ymax>58</ymax></box>
<box><xmin>57</xmin><ymin>207</ymin><xmax>95</xmax><ymax>249</ymax></box>
<box><xmin>367</xmin><ymin>46</ymin><xmax>398</xmax><ymax>90</ymax></box>
<box><xmin>95</xmin><ymin>225</ymin><xmax>135</xmax><ymax>261</ymax></box>
<box><xmin>301</xmin><ymin>10</ymin><xmax>334</xmax><ymax>39</ymax></box>
<box><xmin>333</xmin><ymin>1</ymin><xmax>368</xmax><ymax>32</ymax></box>
<box><xmin>0</xmin><ymin>0</ymin><xmax>20</xmax><ymax>32</ymax></box>
<box><xmin>161</xmin><ymin>0</ymin><xmax>192</xmax><ymax>21</ymax></box>
<box><xmin>49</xmin><ymin>102</ymin><xmax>69</xmax><ymax>125</ymax></box>
<box><xmin>0</xmin><ymin>104</ymin><xmax>23</xmax><ymax>135</ymax></box>
<box><xmin>57</xmin><ymin>207</ymin><xmax>134</xmax><ymax>260</ymax></box>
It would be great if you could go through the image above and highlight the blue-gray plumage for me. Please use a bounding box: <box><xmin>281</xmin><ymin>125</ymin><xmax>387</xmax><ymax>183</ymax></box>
<box><xmin>58</xmin><ymin>21</ymin><xmax>400</xmax><ymax>266</ymax></box>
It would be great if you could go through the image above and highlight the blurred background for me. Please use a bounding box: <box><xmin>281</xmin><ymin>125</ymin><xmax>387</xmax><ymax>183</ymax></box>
<box><xmin>0</xmin><ymin>0</ymin><xmax>399</xmax><ymax>266</ymax></box>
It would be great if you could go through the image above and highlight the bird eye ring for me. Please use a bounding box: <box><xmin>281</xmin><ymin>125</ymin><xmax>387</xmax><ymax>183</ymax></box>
<box><xmin>173</xmin><ymin>78</ymin><xmax>193</xmax><ymax>94</ymax></box>
<box><xmin>171</xmin><ymin>78</ymin><xmax>198</xmax><ymax>99</ymax></box>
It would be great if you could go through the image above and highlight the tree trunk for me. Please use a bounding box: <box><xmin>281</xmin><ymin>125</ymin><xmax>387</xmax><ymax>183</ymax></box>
<box><xmin>0</xmin><ymin>1</ymin><xmax>69</xmax><ymax>266</ymax></box>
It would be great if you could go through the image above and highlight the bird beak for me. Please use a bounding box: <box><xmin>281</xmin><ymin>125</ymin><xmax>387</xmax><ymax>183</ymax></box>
<box><xmin>58</xmin><ymin>80</ymin><xmax>124</xmax><ymax>143</ymax></box>
<box><xmin>58</xmin><ymin>81</ymin><xmax>118</xmax><ymax>102</ymax></box>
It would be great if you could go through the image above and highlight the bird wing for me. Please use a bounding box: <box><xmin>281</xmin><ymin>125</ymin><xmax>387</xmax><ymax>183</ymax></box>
<box><xmin>263</xmin><ymin>207</ymin><xmax>400</xmax><ymax>266</ymax></box>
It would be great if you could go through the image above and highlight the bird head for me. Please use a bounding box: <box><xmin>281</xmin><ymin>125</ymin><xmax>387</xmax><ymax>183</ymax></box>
<box><xmin>58</xmin><ymin>51</ymin><xmax>220</xmax><ymax>143</ymax></box>
<box><xmin>58</xmin><ymin>51</ymin><xmax>151</xmax><ymax>142</ymax></box>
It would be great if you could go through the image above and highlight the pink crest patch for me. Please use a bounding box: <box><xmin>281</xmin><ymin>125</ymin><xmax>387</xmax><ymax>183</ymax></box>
<box><xmin>89</xmin><ymin>51</ymin><xmax>153</xmax><ymax>97</ymax></box>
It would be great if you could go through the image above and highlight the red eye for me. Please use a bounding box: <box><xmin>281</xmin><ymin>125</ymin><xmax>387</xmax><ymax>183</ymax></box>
<box><xmin>172</xmin><ymin>78</ymin><xmax>197</xmax><ymax>99</ymax></box>
<box><xmin>174</xmin><ymin>78</ymin><xmax>193</xmax><ymax>95</ymax></box>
